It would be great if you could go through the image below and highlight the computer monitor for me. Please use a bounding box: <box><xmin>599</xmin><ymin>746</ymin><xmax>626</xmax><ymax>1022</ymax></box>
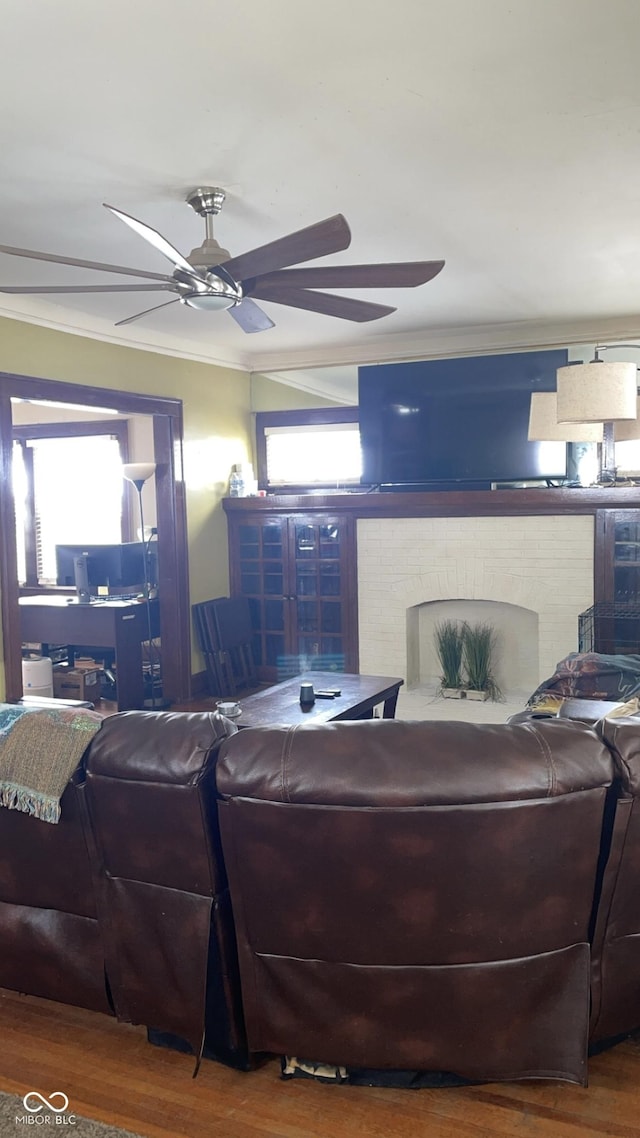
<box><xmin>55</xmin><ymin>541</ymin><xmax>157</xmax><ymax>595</ymax></box>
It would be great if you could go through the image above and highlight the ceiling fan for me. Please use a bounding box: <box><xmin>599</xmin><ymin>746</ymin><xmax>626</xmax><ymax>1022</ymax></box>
<box><xmin>0</xmin><ymin>187</ymin><xmax>445</xmax><ymax>334</ymax></box>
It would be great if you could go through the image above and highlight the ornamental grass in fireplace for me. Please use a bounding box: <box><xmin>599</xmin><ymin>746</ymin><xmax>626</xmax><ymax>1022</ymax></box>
<box><xmin>435</xmin><ymin>619</ymin><xmax>502</xmax><ymax>701</ymax></box>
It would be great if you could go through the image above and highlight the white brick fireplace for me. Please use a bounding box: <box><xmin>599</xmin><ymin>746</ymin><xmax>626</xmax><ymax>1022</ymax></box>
<box><xmin>357</xmin><ymin>515</ymin><xmax>594</xmax><ymax>694</ymax></box>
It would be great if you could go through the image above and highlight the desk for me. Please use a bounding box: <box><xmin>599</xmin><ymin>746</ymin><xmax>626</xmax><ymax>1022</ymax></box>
<box><xmin>19</xmin><ymin>596</ymin><xmax>152</xmax><ymax>711</ymax></box>
<box><xmin>233</xmin><ymin>672</ymin><xmax>404</xmax><ymax>729</ymax></box>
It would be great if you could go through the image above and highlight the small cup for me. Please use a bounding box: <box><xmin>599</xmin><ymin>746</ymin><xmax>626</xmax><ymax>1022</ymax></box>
<box><xmin>216</xmin><ymin>700</ymin><xmax>241</xmax><ymax>718</ymax></box>
<box><xmin>299</xmin><ymin>682</ymin><xmax>315</xmax><ymax>706</ymax></box>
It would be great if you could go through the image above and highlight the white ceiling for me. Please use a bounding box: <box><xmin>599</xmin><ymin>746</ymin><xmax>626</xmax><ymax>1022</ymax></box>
<box><xmin>3</xmin><ymin>0</ymin><xmax>640</xmax><ymax>398</ymax></box>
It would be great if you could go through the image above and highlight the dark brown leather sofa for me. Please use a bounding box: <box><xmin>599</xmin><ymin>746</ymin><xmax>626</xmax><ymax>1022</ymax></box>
<box><xmin>216</xmin><ymin>717</ymin><xmax>616</xmax><ymax>1085</ymax></box>
<box><xmin>0</xmin><ymin>708</ymin><xmax>248</xmax><ymax>1069</ymax></box>
<box><xmin>5</xmin><ymin>706</ymin><xmax>640</xmax><ymax>1086</ymax></box>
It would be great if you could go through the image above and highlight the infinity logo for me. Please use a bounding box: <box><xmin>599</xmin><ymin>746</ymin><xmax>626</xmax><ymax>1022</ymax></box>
<box><xmin>23</xmin><ymin>1091</ymin><xmax>70</xmax><ymax>1113</ymax></box>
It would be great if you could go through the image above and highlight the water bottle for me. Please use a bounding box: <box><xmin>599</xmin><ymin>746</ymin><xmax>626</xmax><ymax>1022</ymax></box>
<box><xmin>229</xmin><ymin>465</ymin><xmax>245</xmax><ymax>497</ymax></box>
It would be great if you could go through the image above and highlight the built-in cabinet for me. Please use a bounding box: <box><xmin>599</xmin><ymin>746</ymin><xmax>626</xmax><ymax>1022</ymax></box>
<box><xmin>226</xmin><ymin>509</ymin><xmax>358</xmax><ymax>681</ymax></box>
<box><xmin>596</xmin><ymin>510</ymin><xmax>640</xmax><ymax>604</ymax></box>
<box><xmin>594</xmin><ymin>508</ymin><xmax>640</xmax><ymax>653</ymax></box>
<box><xmin>225</xmin><ymin>490</ymin><xmax>640</xmax><ymax>682</ymax></box>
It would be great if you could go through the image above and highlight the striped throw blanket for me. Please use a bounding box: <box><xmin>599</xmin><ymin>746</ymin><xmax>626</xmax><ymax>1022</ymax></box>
<box><xmin>0</xmin><ymin>703</ymin><xmax>102</xmax><ymax>823</ymax></box>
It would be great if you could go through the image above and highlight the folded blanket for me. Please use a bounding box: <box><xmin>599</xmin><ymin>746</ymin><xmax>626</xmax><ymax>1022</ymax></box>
<box><xmin>528</xmin><ymin>652</ymin><xmax>640</xmax><ymax>706</ymax></box>
<box><xmin>0</xmin><ymin>704</ymin><xmax>103</xmax><ymax>823</ymax></box>
<box><xmin>0</xmin><ymin>704</ymin><xmax>33</xmax><ymax>738</ymax></box>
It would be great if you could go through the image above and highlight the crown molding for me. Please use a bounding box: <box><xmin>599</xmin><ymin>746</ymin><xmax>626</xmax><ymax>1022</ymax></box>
<box><xmin>4</xmin><ymin>297</ymin><xmax>640</xmax><ymax>384</ymax></box>
<box><xmin>248</xmin><ymin>314</ymin><xmax>640</xmax><ymax>374</ymax></box>
<box><xmin>0</xmin><ymin>298</ymin><xmax>251</xmax><ymax>373</ymax></box>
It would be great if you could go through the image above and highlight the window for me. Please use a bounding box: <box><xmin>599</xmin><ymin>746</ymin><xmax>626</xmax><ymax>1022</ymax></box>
<box><xmin>616</xmin><ymin>439</ymin><xmax>640</xmax><ymax>475</ymax></box>
<box><xmin>13</xmin><ymin>421</ymin><xmax>129</xmax><ymax>587</ymax></box>
<box><xmin>256</xmin><ymin>408</ymin><xmax>362</xmax><ymax>491</ymax></box>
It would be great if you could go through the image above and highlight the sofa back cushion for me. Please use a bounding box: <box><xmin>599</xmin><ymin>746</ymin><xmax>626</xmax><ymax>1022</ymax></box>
<box><xmin>217</xmin><ymin>719</ymin><xmax>613</xmax><ymax>1082</ymax></box>
<box><xmin>85</xmin><ymin>710</ymin><xmax>246</xmax><ymax>1063</ymax></box>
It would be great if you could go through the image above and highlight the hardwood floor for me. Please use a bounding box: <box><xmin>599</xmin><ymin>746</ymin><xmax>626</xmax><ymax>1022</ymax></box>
<box><xmin>1</xmin><ymin>989</ymin><xmax>640</xmax><ymax>1138</ymax></box>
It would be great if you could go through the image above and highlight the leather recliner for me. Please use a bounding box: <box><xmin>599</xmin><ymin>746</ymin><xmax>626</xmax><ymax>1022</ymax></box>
<box><xmin>0</xmin><ymin>765</ymin><xmax>112</xmax><ymax>1016</ymax></box>
<box><xmin>513</xmin><ymin>701</ymin><xmax>640</xmax><ymax>1047</ymax></box>
<box><xmin>84</xmin><ymin>710</ymin><xmax>249</xmax><ymax>1068</ymax></box>
<box><xmin>216</xmin><ymin>717</ymin><xmax>615</xmax><ymax>1085</ymax></box>
<box><xmin>589</xmin><ymin>716</ymin><xmax>640</xmax><ymax>1044</ymax></box>
<box><xmin>0</xmin><ymin>709</ymin><xmax>248</xmax><ymax>1071</ymax></box>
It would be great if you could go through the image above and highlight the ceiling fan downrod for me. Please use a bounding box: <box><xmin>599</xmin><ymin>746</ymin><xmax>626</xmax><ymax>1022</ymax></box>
<box><xmin>185</xmin><ymin>186</ymin><xmax>232</xmax><ymax>270</ymax></box>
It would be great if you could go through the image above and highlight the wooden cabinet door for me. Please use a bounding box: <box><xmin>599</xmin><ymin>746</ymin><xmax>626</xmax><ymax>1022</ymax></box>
<box><xmin>592</xmin><ymin>508</ymin><xmax>640</xmax><ymax>653</ymax></box>
<box><xmin>228</xmin><ymin>515</ymin><xmax>293</xmax><ymax>681</ymax></box>
<box><xmin>228</xmin><ymin>511</ymin><xmax>358</xmax><ymax>681</ymax></box>
<box><xmin>287</xmin><ymin>515</ymin><xmax>358</xmax><ymax>676</ymax></box>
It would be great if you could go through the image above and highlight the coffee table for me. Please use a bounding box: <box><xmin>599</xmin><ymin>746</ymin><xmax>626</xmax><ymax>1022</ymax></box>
<box><xmin>233</xmin><ymin>672</ymin><xmax>404</xmax><ymax>729</ymax></box>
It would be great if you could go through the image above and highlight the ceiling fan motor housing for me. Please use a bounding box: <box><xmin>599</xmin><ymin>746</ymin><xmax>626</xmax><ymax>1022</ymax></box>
<box><xmin>187</xmin><ymin>236</ymin><xmax>232</xmax><ymax>270</ymax></box>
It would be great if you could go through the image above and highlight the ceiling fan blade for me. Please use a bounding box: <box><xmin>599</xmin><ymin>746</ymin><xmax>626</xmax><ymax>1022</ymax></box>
<box><xmin>228</xmin><ymin>298</ymin><xmax>275</xmax><ymax>334</ymax></box>
<box><xmin>0</xmin><ymin>284</ymin><xmax>174</xmax><ymax>294</ymax></box>
<box><xmin>220</xmin><ymin>214</ymin><xmax>351</xmax><ymax>283</ymax></box>
<box><xmin>114</xmin><ymin>297</ymin><xmax>182</xmax><ymax>327</ymax></box>
<box><xmin>0</xmin><ymin>243</ymin><xmax>174</xmax><ymax>282</ymax></box>
<box><xmin>249</xmin><ymin>284</ymin><xmax>395</xmax><ymax>322</ymax></box>
<box><xmin>251</xmin><ymin>260</ymin><xmax>445</xmax><ymax>290</ymax></box>
<box><xmin>103</xmin><ymin>203</ymin><xmax>200</xmax><ymax>279</ymax></box>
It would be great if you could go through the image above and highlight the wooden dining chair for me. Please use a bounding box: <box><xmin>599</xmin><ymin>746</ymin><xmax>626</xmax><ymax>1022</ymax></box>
<box><xmin>193</xmin><ymin>596</ymin><xmax>258</xmax><ymax>697</ymax></box>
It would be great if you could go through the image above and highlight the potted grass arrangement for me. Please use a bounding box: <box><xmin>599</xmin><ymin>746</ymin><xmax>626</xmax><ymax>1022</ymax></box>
<box><xmin>461</xmin><ymin>621</ymin><xmax>501</xmax><ymax>701</ymax></box>
<box><xmin>434</xmin><ymin>620</ymin><xmax>466</xmax><ymax>697</ymax></box>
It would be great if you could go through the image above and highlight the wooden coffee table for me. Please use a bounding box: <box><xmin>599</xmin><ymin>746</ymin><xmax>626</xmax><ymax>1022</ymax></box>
<box><xmin>233</xmin><ymin>672</ymin><xmax>404</xmax><ymax>729</ymax></box>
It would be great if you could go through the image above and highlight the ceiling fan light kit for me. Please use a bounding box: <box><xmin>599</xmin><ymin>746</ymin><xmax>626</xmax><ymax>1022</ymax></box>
<box><xmin>0</xmin><ymin>185</ymin><xmax>445</xmax><ymax>334</ymax></box>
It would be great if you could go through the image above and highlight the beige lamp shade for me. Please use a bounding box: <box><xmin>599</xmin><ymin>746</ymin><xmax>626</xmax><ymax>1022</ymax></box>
<box><xmin>556</xmin><ymin>361</ymin><xmax>638</xmax><ymax>423</ymax></box>
<box><xmin>614</xmin><ymin>397</ymin><xmax>640</xmax><ymax>440</ymax></box>
<box><xmin>528</xmin><ymin>392</ymin><xmax>603</xmax><ymax>442</ymax></box>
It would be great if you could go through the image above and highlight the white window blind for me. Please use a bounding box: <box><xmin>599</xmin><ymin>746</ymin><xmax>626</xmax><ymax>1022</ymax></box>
<box><xmin>616</xmin><ymin>439</ymin><xmax>640</xmax><ymax>474</ymax></box>
<box><xmin>19</xmin><ymin>435</ymin><xmax>125</xmax><ymax>584</ymax></box>
<box><xmin>264</xmin><ymin>423</ymin><xmax>362</xmax><ymax>486</ymax></box>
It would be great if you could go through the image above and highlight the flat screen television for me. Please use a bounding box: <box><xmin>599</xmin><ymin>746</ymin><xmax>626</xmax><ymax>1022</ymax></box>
<box><xmin>359</xmin><ymin>350</ymin><xmax>569</xmax><ymax>489</ymax></box>
<box><xmin>55</xmin><ymin>541</ymin><xmax>156</xmax><ymax>593</ymax></box>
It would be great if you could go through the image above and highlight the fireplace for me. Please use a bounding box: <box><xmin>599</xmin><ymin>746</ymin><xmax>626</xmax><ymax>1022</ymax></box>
<box><xmin>408</xmin><ymin>598</ymin><xmax>538</xmax><ymax>692</ymax></box>
<box><xmin>357</xmin><ymin>515</ymin><xmax>595</xmax><ymax>695</ymax></box>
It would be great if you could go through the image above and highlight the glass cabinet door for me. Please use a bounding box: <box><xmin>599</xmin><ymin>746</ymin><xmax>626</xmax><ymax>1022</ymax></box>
<box><xmin>614</xmin><ymin>516</ymin><xmax>640</xmax><ymax>603</ymax></box>
<box><xmin>610</xmin><ymin>513</ymin><xmax>640</xmax><ymax>652</ymax></box>
<box><xmin>289</xmin><ymin>517</ymin><xmax>353</xmax><ymax>674</ymax></box>
<box><xmin>233</xmin><ymin>519</ymin><xmax>289</xmax><ymax>672</ymax></box>
<box><xmin>228</xmin><ymin>511</ymin><xmax>357</xmax><ymax>681</ymax></box>
<box><xmin>592</xmin><ymin>509</ymin><xmax>640</xmax><ymax>654</ymax></box>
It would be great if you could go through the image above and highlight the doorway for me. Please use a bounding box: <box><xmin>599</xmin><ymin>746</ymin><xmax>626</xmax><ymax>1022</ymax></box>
<box><xmin>0</xmin><ymin>371</ymin><xmax>191</xmax><ymax>705</ymax></box>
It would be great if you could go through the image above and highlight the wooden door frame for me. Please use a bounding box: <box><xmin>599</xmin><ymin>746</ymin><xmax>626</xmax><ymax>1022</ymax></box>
<box><xmin>0</xmin><ymin>371</ymin><xmax>191</xmax><ymax>705</ymax></box>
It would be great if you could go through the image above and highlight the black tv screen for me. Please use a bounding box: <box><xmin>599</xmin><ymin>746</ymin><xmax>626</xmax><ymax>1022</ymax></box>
<box><xmin>359</xmin><ymin>350</ymin><xmax>569</xmax><ymax>488</ymax></box>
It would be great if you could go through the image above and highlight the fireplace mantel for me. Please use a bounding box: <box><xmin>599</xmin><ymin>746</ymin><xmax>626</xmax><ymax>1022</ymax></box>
<box><xmin>224</xmin><ymin>486</ymin><xmax>640</xmax><ymax>519</ymax></box>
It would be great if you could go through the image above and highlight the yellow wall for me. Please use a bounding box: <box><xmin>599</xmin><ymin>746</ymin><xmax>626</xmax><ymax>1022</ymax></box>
<box><xmin>250</xmin><ymin>372</ymin><xmax>340</xmax><ymax>412</ymax></box>
<box><xmin>0</xmin><ymin>320</ymin><xmax>346</xmax><ymax>699</ymax></box>
<box><xmin>0</xmin><ymin>315</ymin><xmax>253</xmax><ymax>696</ymax></box>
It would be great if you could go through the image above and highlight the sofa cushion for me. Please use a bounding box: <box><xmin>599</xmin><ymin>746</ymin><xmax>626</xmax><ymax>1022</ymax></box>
<box><xmin>217</xmin><ymin>718</ymin><xmax>613</xmax><ymax>1083</ymax></box>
